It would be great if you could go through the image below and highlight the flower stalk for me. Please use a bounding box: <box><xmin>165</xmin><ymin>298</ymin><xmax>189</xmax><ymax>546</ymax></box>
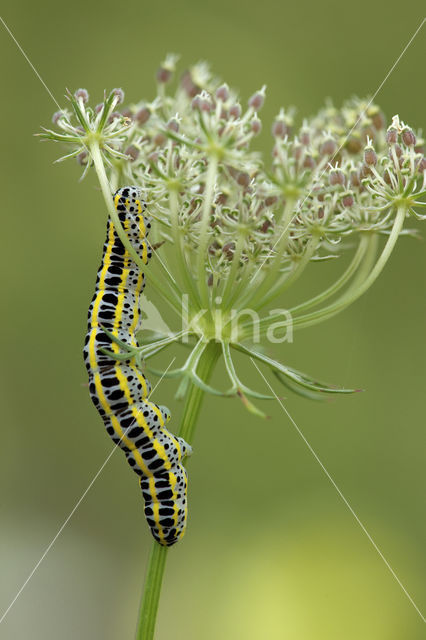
<box><xmin>135</xmin><ymin>341</ymin><xmax>220</xmax><ymax>640</ymax></box>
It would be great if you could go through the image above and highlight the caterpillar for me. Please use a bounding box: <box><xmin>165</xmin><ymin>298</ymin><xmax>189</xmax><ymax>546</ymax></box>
<box><xmin>83</xmin><ymin>186</ymin><xmax>191</xmax><ymax>546</ymax></box>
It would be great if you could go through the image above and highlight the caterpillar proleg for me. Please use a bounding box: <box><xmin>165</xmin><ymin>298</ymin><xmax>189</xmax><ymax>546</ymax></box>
<box><xmin>83</xmin><ymin>186</ymin><xmax>191</xmax><ymax>546</ymax></box>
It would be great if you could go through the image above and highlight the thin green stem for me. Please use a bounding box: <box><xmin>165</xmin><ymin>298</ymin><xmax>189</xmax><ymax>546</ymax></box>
<box><xmin>197</xmin><ymin>157</ymin><xmax>218</xmax><ymax>309</ymax></box>
<box><xmin>238</xmin><ymin>197</ymin><xmax>296</xmax><ymax>310</ymax></box>
<box><xmin>239</xmin><ymin>205</ymin><xmax>406</xmax><ymax>339</ymax></box>
<box><xmin>289</xmin><ymin>235</ymin><xmax>369</xmax><ymax>314</ymax></box>
<box><xmin>135</xmin><ymin>341</ymin><xmax>221</xmax><ymax>640</ymax></box>
<box><xmin>253</xmin><ymin>235</ymin><xmax>320</xmax><ymax>312</ymax></box>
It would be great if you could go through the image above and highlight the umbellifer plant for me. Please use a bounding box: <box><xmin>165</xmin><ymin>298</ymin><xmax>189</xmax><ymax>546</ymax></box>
<box><xmin>40</xmin><ymin>54</ymin><xmax>426</xmax><ymax>639</ymax></box>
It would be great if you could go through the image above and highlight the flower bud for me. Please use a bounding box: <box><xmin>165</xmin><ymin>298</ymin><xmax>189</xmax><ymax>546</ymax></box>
<box><xmin>108</xmin><ymin>111</ymin><xmax>121</xmax><ymax>123</ymax></box>
<box><xmin>74</xmin><ymin>88</ymin><xmax>89</xmax><ymax>103</ymax></box>
<box><xmin>121</xmin><ymin>108</ymin><xmax>132</xmax><ymax>119</ymax></box>
<box><xmin>216</xmin><ymin>84</ymin><xmax>230</xmax><ymax>101</ymax></box>
<box><xmin>157</xmin><ymin>67</ymin><xmax>172</xmax><ymax>83</ymax></box>
<box><xmin>248</xmin><ymin>87</ymin><xmax>265</xmax><ymax>111</ymax></box>
<box><xmin>386</xmin><ymin>127</ymin><xmax>398</xmax><ymax>145</ymax></box>
<box><xmin>342</xmin><ymin>193</ymin><xmax>354</xmax><ymax>208</ymax></box>
<box><xmin>364</xmin><ymin>146</ymin><xmax>377</xmax><ymax>166</ymax></box>
<box><xmin>77</xmin><ymin>151</ymin><xmax>88</xmax><ymax>165</ymax></box>
<box><xmin>222</xmin><ymin>242</ymin><xmax>235</xmax><ymax>260</ymax></box>
<box><xmin>153</xmin><ymin>132</ymin><xmax>166</xmax><ymax>147</ymax></box>
<box><xmin>52</xmin><ymin>111</ymin><xmax>64</xmax><ymax>124</ymax></box>
<box><xmin>112</xmin><ymin>88</ymin><xmax>125</xmax><ymax>104</ymax></box>
<box><xmin>229</xmin><ymin>103</ymin><xmax>242</xmax><ymax>119</ymax></box>
<box><xmin>136</xmin><ymin>107</ymin><xmax>151</xmax><ymax>124</ymax></box>
<box><xmin>320</xmin><ymin>138</ymin><xmax>337</xmax><ymax>156</ymax></box>
<box><xmin>272</xmin><ymin>120</ymin><xmax>288</xmax><ymax>139</ymax></box>
<box><xmin>237</xmin><ymin>172</ymin><xmax>250</xmax><ymax>188</ymax></box>
<box><xmin>251</xmin><ymin>117</ymin><xmax>262</xmax><ymax>135</ymax></box>
<box><xmin>329</xmin><ymin>169</ymin><xmax>345</xmax><ymax>186</ymax></box>
<box><xmin>401</xmin><ymin>127</ymin><xmax>416</xmax><ymax>147</ymax></box>
<box><xmin>191</xmin><ymin>95</ymin><xmax>202</xmax><ymax>111</ymax></box>
<box><xmin>125</xmin><ymin>145</ymin><xmax>139</xmax><ymax>161</ymax></box>
<box><xmin>416</xmin><ymin>156</ymin><xmax>426</xmax><ymax>174</ymax></box>
<box><xmin>303</xmin><ymin>155</ymin><xmax>316</xmax><ymax>170</ymax></box>
<box><xmin>94</xmin><ymin>103</ymin><xmax>103</xmax><ymax>114</ymax></box>
<box><xmin>350</xmin><ymin>170</ymin><xmax>361</xmax><ymax>188</ymax></box>
<box><xmin>371</xmin><ymin>111</ymin><xmax>386</xmax><ymax>130</ymax></box>
<box><xmin>265</xmin><ymin>196</ymin><xmax>278</xmax><ymax>207</ymax></box>
<box><xmin>167</xmin><ymin>118</ymin><xmax>179</xmax><ymax>132</ymax></box>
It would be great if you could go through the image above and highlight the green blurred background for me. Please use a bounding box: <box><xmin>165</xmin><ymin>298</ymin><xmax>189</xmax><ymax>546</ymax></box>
<box><xmin>1</xmin><ymin>1</ymin><xmax>425</xmax><ymax>638</ymax></box>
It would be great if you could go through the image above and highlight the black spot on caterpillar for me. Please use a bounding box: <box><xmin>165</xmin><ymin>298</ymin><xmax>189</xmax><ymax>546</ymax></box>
<box><xmin>83</xmin><ymin>186</ymin><xmax>192</xmax><ymax>546</ymax></box>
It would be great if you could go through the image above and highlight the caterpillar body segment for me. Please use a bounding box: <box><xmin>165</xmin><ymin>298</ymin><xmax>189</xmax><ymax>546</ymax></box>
<box><xmin>83</xmin><ymin>186</ymin><xmax>191</xmax><ymax>546</ymax></box>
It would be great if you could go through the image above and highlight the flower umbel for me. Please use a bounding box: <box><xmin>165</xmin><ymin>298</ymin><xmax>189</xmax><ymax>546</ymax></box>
<box><xmin>40</xmin><ymin>58</ymin><xmax>426</xmax><ymax>416</ymax></box>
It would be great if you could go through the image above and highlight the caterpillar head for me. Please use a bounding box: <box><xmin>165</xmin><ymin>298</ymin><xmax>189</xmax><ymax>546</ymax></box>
<box><xmin>113</xmin><ymin>185</ymin><xmax>151</xmax><ymax>238</ymax></box>
<box><xmin>114</xmin><ymin>186</ymin><xmax>145</xmax><ymax>216</ymax></box>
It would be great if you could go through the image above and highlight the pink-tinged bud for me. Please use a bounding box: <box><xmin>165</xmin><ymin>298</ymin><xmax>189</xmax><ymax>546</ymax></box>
<box><xmin>251</xmin><ymin>118</ymin><xmax>262</xmax><ymax>135</ymax></box>
<box><xmin>153</xmin><ymin>132</ymin><xmax>166</xmax><ymax>147</ymax></box>
<box><xmin>125</xmin><ymin>145</ymin><xmax>139</xmax><ymax>161</ymax></box>
<box><xmin>148</xmin><ymin>151</ymin><xmax>159</xmax><ymax>164</ymax></box>
<box><xmin>342</xmin><ymin>193</ymin><xmax>354</xmax><ymax>208</ymax></box>
<box><xmin>372</xmin><ymin>111</ymin><xmax>386</xmax><ymax>130</ymax></box>
<box><xmin>293</xmin><ymin>144</ymin><xmax>303</xmax><ymax>161</ymax></box>
<box><xmin>389</xmin><ymin>143</ymin><xmax>403</xmax><ymax>159</ymax></box>
<box><xmin>157</xmin><ymin>67</ymin><xmax>172</xmax><ymax>83</ymax></box>
<box><xmin>180</xmin><ymin>70</ymin><xmax>200</xmax><ymax>98</ymax></box>
<box><xmin>95</xmin><ymin>103</ymin><xmax>103</xmax><ymax>114</ymax></box>
<box><xmin>229</xmin><ymin>103</ymin><xmax>242</xmax><ymax>119</ymax></box>
<box><xmin>207</xmin><ymin>273</ymin><xmax>214</xmax><ymax>287</ymax></box>
<box><xmin>248</xmin><ymin>89</ymin><xmax>265</xmax><ymax>111</ymax></box>
<box><xmin>303</xmin><ymin>155</ymin><xmax>316</xmax><ymax>169</ymax></box>
<box><xmin>52</xmin><ymin>111</ymin><xmax>64</xmax><ymax>124</ymax></box>
<box><xmin>272</xmin><ymin>120</ymin><xmax>287</xmax><ymax>139</ymax></box>
<box><xmin>329</xmin><ymin>169</ymin><xmax>345</xmax><ymax>186</ymax></box>
<box><xmin>191</xmin><ymin>95</ymin><xmax>202</xmax><ymax>111</ymax></box>
<box><xmin>320</xmin><ymin>138</ymin><xmax>337</xmax><ymax>156</ymax></box>
<box><xmin>121</xmin><ymin>108</ymin><xmax>132</xmax><ymax>119</ymax></box>
<box><xmin>317</xmin><ymin>207</ymin><xmax>324</xmax><ymax>219</ymax></box>
<box><xmin>237</xmin><ymin>172</ymin><xmax>250</xmax><ymax>188</ymax></box>
<box><xmin>216</xmin><ymin>84</ymin><xmax>230</xmax><ymax>101</ymax></box>
<box><xmin>77</xmin><ymin>151</ymin><xmax>88</xmax><ymax>165</ymax></box>
<box><xmin>112</xmin><ymin>88</ymin><xmax>124</xmax><ymax>104</ymax></box>
<box><xmin>386</xmin><ymin>127</ymin><xmax>398</xmax><ymax>144</ymax></box>
<box><xmin>416</xmin><ymin>156</ymin><xmax>426</xmax><ymax>173</ymax></box>
<box><xmin>260</xmin><ymin>219</ymin><xmax>273</xmax><ymax>233</ymax></box>
<box><xmin>383</xmin><ymin>170</ymin><xmax>392</xmax><ymax>185</ymax></box>
<box><xmin>300</xmin><ymin>131</ymin><xmax>310</xmax><ymax>146</ymax></box>
<box><xmin>222</xmin><ymin>242</ymin><xmax>235</xmax><ymax>260</ymax></box>
<box><xmin>364</xmin><ymin>147</ymin><xmax>377</xmax><ymax>166</ymax></box>
<box><xmin>401</xmin><ymin>127</ymin><xmax>416</xmax><ymax>147</ymax></box>
<box><xmin>350</xmin><ymin>170</ymin><xmax>361</xmax><ymax>188</ymax></box>
<box><xmin>265</xmin><ymin>196</ymin><xmax>277</xmax><ymax>207</ymax></box>
<box><xmin>201</xmin><ymin>98</ymin><xmax>212</xmax><ymax>112</ymax></box>
<box><xmin>167</xmin><ymin>118</ymin><xmax>179</xmax><ymax>132</ymax></box>
<box><xmin>74</xmin><ymin>88</ymin><xmax>89</xmax><ymax>103</ymax></box>
<box><xmin>360</xmin><ymin>163</ymin><xmax>372</xmax><ymax>178</ymax></box>
<box><xmin>108</xmin><ymin>111</ymin><xmax>121</xmax><ymax>123</ymax></box>
<box><xmin>346</xmin><ymin>137</ymin><xmax>362</xmax><ymax>154</ymax></box>
<box><xmin>135</xmin><ymin>107</ymin><xmax>150</xmax><ymax>124</ymax></box>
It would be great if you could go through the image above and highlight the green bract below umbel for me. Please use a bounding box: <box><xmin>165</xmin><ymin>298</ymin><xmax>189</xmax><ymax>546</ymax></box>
<box><xmin>39</xmin><ymin>55</ymin><xmax>426</xmax><ymax>416</ymax></box>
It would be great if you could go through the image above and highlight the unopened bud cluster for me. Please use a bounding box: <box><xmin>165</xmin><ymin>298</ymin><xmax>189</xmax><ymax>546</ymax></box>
<box><xmin>41</xmin><ymin>57</ymin><xmax>426</xmax><ymax>310</ymax></box>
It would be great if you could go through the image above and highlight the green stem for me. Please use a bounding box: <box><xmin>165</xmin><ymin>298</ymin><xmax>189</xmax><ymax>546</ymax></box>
<box><xmin>197</xmin><ymin>157</ymin><xmax>218</xmax><ymax>309</ymax></box>
<box><xmin>135</xmin><ymin>341</ymin><xmax>221</xmax><ymax>640</ymax></box>
<box><xmin>238</xmin><ymin>197</ymin><xmax>296</xmax><ymax>310</ymax></box>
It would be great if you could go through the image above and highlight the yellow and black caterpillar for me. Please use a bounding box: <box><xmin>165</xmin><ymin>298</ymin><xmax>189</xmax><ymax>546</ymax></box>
<box><xmin>83</xmin><ymin>186</ymin><xmax>191</xmax><ymax>546</ymax></box>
